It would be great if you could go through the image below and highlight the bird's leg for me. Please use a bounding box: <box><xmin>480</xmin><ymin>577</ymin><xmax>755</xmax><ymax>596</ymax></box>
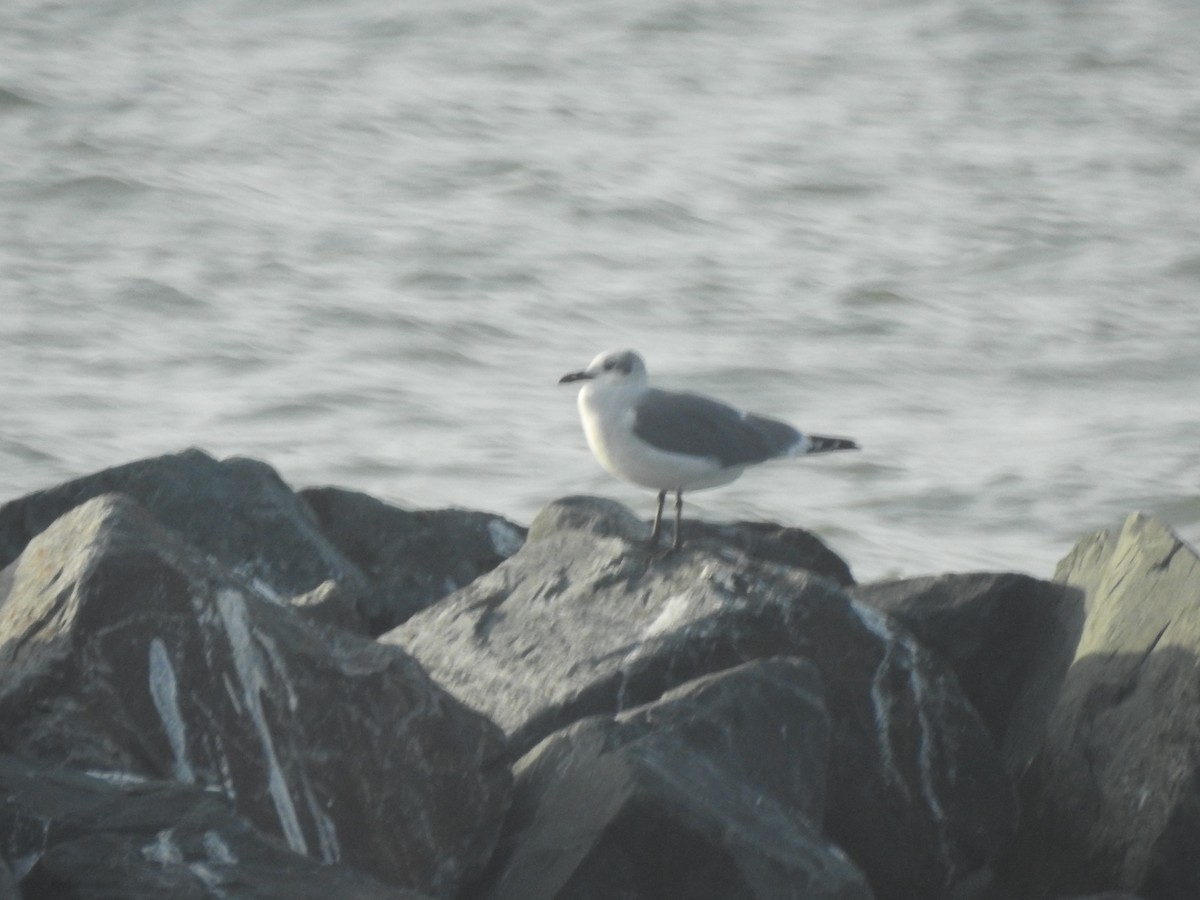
<box><xmin>648</xmin><ymin>489</ymin><xmax>667</xmax><ymax>546</ymax></box>
<box><xmin>672</xmin><ymin>490</ymin><xmax>684</xmax><ymax>550</ymax></box>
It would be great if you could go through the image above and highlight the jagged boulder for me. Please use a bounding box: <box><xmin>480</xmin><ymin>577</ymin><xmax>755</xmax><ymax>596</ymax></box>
<box><xmin>0</xmin><ymin>449</ymin><xmax>368</xmax><ymax>609</ymax></box>
<box><xmin>999</xmin><ymin>514</ymin><xmax>1200</xmax><ymax>899</ymax></box>
<box><xmin>0</xmin><ymin>754</ymin><xmax>429</xmax><ymax>900</ymax></box>
<box><xmin>0</xmin><ymin>494</ymin><xmax>511</xmax><ymax>895</ymax></box>
<box><xmin>474</xmin><ymin>658</ymin><xmax>872</xmax><ymax>900</ymax></box>
<box><xmin>299</xmin><ymin>486</ymin><xmax>527</xmax><ymax>634</ymax></box>
<box><xmin>386</xmin><ymin>497</ymin><xmax>1017</xmax><ymax>900</ymax></box>
<box><xmin>852</xmin><ymin>572</ymin><xmax>1084</xmax><ymax>771</ymax></box>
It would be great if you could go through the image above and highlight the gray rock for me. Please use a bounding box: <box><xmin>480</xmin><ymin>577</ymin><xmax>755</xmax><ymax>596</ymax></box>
<box><xmin>387</xmin><ymin>497</ymin><xmax>1016</xmax><ymax>900</ymax></box>
<box><xmin>0</xmin><ymin>449</ymin><xmax>371</xmax><ymax>617</ymax></box>
<box><xmin>852</xmin><ymin>572</ymin><xmax>1084</xmax><ymax>772</ymax></box>
<box><xmin>944</xmin><ymin>868</ymin><xmax>1013</xmax><ymax>900</ymax></box>
<box><xmin>0</xmin><ymin>754</ymin><xmax>427</xmax><ymax>900</ymax></box>
<box><xmin>0</xmin><ymin>494</ymin><xmax>511</xmax><ymax>895</ymax></box>
<box><xmin>999</xmin><ymin>514</ymin><xmax>1200</xmax><ymax>899</ymax></box>
<box><xmin>0</xmin><ymin>855</ymin><xmax>17</xmax><ymax>900</ymax></box>
<box><xmin>475</xmin><ymin>658</ymin><xmax>872</xmax><ymax>900</ymax></box>
<box><xmin>299</xmin><ymin>486</ymin><xmax>527</xmax><ymax>634</ymax></box>
<box><xmin>530</xmin><ymin>495</ymin><xmax>854</xmax><ymax>585</ymax></box>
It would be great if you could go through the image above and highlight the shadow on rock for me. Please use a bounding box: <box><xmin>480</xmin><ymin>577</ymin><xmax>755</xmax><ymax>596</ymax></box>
<box><xmin>998</xmin><ymin>514</ymin><xmax>1200</xmax><ymax>900</ymax></box>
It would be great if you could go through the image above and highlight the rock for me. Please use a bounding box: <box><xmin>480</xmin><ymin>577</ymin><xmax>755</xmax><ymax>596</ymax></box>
<box><xmin>288</xmin><ymin>578</ymin><xmax>369</xmax><ymax>634</ymax></box>
<box><xmin>998</xmin><ymin>514</ymin><xmax>1200</xmax><ymax>899</ymax></box>
<box><xmin>677</xmin><ymin>520</ymin><xmax>855</xmax><ymax>586</ymax></box>
<box><xmin>0</xmin><ymin>449</ymin><xmax>372</xmax><ymax>624</ymax></box>
<box><xmin>0</xmin><ymin>855</ymin><xmax>16</xmax><ymax>900</ymax></box>
<box><xmin>852</xmin><ymin>573</ymin><xmax>1084</xmax><ymax>772</ymax></box>
<box><xmin>386</xmin><ymin>497</ymin><xmax>1016</xmax><ymax>900</ymax></box>
<box><xmin>0</xmin><ymin>494</ymin><xmax>511</xmax><ymax>895</ymax></box>
<box><xmin>0</xmin><ymin>754</ymin><xmax>428</xmax><ymax>900</ymax></box>
<box><xmin>528</xmin><ymin>495</ymin><xmax>854</xmax><ymax>585</ymax></box>
<box><xmin>944</xmin><ymin>868</ymin><xmax>1014</xmax><ymax>900</ymax></box>
<box><xmin>299</xmin><ymin>486</ymin><xmax>527</xmax><ymax>634</ymax></box>
<box><xmin>474</xmin><ymin>658</ymin><xmax>872</xmax><ymax>900</ymax></box>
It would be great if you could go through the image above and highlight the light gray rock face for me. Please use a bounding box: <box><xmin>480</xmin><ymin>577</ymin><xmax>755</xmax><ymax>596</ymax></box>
<box><xmin>1000</xmin><ymin>514</ymin><xmax>1200</xmax><ymax>899</ymax></box>
<box><xmin>476</xmin><ymin>658</ymin><xmax>873</xmax><ymax>900</ymax></box>
<box><xmin>387</xmin><ymin>497</ymin><xmax>1016</xmax><ymax>900</ymax></box>
<box><xmin>0</xmin><ymin>754</ymin><xmax>430</xmax><ymax>900</ymax></box>
<box><xmin>0</xmin><ymin>494</ymin><xmax>511</xmax><ymax>895</ymax></box>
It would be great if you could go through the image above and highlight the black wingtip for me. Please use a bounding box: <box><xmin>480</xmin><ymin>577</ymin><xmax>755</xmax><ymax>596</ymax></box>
<box><xmin>808</xmin><ymin>435</ymin><xmax>860</xmax><ymax>453</ymax></box>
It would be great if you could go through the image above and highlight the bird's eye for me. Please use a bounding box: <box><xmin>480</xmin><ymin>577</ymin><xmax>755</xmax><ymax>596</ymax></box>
<box><xmin>603</xmin><ymin>359</ymin><xmax>616</xmax><ymax>370</ymax></box>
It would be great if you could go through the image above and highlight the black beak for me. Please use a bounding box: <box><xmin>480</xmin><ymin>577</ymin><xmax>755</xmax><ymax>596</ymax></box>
<box><xmin>558</xmin><ymin>370</ymin><xmax>594</xmax><ymax>384</ymax></box>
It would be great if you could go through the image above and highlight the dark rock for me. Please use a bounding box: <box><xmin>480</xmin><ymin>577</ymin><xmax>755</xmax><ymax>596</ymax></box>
<box><xmin>387</xmin><ymin>497</ymin><xmax>1016</xmax><ymax>900</ymax></box>
<box><xmin>945</xmin><ymin>868</ymin><xmax>1014</xmax><ymax>900</ymax></box>
<box><xmin>0</xmin><ymin>754</ymin><xmax>428</xmax><ymax>899</ymax></box>
<box><xmin>475</xmin><ymin>658</ymin><xmax>872</xmax><ymax>900</ymax></box>
<box><xmin>0</xmin><ymin>494</ymin><xmax>511</xmax><ymax>895</ymax></box>
<box><xmin>998</xmin><ymin>514</ymin><xmax>1200</xmax><ymax>899</ymax></box>
<box><xmin>852</xmin><ymin>573</ymin><xmax>1084</xmax><ymax>772</ymax></box>
<box><xmin>529</xmin><ymin>495</ymin><xmax>854</xmax><ymax>585</ymax></box>
<box><xmin>0</xmin><ymin>855</ymin><xmax>17</xmax><ymax>900</ymax></box>
<box><xmin>299</xmin><ymin>486</ymin><xmax>527</xmax><ymax>634</ymax></box>
<box><xmin>0</xmin><ymin>449</ymin><xmax>371</xmax><ymax>619</ymax></box>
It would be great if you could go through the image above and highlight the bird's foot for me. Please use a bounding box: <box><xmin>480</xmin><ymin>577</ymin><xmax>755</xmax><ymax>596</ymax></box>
<box><xmin>643</xmin><ymin>532</ymin><xmax>682</xmax><ymax>559</ymax></box>
<box><xmin>649</xmin><ymin>541</ymin><xmax>679</xmax><ymax>560</ymax></box>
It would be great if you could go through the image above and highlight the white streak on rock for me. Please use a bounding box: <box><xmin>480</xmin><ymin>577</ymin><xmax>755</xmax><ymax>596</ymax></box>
<box><xmin>250</xmin><ymin>576</ymin><xmax>284</xmax><ymax>604</ymax></box>
<box><xmin>188</xmin><ymin>863</ymin><xmax>230</xmax><ymax>895</ymax></box>
<box><xmin>9</xmin><ymin>853</ymin><xmax>38</xmax><ymax>881</ymax></box>
<box><xmin>84</xmin><ymin>769</ymin><xmax>151</xmax><ymax>787</ymax></box>
<box><xmin>202</xmin><ymin>830</ymin><xmax>237</xmax><ymax>865</ymax></box>
<box><xmin>216</xmin><ymin>588</ymin><xmax>307</xmax><ymax>856</ymax></box>
<box><xmin>851</xmin><ymin>602</ymin><xmax>903</xmax><ymax>788</ymax></box>
<box><xmin>908</xmin><ymin>649</ymin><xmax>948</xmax><ymax>826</ymax></box>
<box><xmin>142</xmin><ymin>828</ymin><xmax>183</xmax><ymax>865</ymax></box>
<box><xmin>148</xmin><ymin>638</ymin><xmax>196</xmax><ymax>784</ymax></box>
<box><xmin>487</xmin><ymin>519</ymin><xmax>525</xmax><ymax>557</ymax></box>
<box><xmin>302</xmin><ymin>778</ymin><xmax>342</xmax><ymax>864</ymax></box>
<box><xmin>256</xmin><ymin>632</ymin><xmax>299</xmax><ymax>713</ymax></box>
<box><xmin>642</xmin><ymin>593</ymin><xmax>692</xmax><ymax>639</ymax></box>
<box><xmin>214</xmin><ymin>735</ymin><xmax>237</xmax><ymax>799</ymax></box>
<box><xmin>853</xmin><ymin>601</ymin><xmax>950</xmax><ymax>841</ymax></box>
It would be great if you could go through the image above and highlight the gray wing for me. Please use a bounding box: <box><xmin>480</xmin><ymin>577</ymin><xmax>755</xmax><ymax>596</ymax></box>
<box><xmin>632</xmin><ymin>389</ymin><xmax>801</xmax><ymax>467</ymax></box>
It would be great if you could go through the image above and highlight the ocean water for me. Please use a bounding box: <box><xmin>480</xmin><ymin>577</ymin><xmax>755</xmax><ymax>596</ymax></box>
<box><xmin>2</xmin><ymin>0</ymin><xmax>1198</xmax><ymax>582</ymax></box>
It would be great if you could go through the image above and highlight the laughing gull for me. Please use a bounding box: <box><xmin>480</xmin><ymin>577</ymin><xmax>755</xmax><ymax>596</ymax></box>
<box><xmin>559</xmin><ymin>348</ymin><xmax>858</xmax><ymax>550</ymax></box>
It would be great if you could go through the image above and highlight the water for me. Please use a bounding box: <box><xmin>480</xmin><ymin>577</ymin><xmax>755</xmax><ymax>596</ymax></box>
<box><xmin>2</xmin><ymin>0</ymin><xmax>1198</xmax><ymax>583</ymax></box>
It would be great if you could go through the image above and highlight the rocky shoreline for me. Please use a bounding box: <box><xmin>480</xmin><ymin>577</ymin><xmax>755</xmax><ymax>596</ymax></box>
<box><xmin>1</xmin><ymin>448</ymin><xmax>1195</xmax><ymax>900</ymax></box>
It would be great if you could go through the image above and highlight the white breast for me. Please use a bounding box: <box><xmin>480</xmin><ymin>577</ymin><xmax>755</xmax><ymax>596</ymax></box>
<box><xmin>577</xmin><ymin>384</ymin><xmax>743</xmax><ymax>492</ymax></box>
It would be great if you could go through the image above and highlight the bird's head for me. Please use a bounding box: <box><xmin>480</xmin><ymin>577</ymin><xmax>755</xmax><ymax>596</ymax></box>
<box><xmin>559</xmin><ymin>349</ymin><xmax>647</xmax><ymax>389</ymax></box>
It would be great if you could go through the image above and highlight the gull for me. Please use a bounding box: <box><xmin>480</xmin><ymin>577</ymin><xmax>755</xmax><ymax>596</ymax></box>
<box><xmin>559</xmin><ymin>348</ymin><xmax>858</xmax><ymax>550</ymax></box>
